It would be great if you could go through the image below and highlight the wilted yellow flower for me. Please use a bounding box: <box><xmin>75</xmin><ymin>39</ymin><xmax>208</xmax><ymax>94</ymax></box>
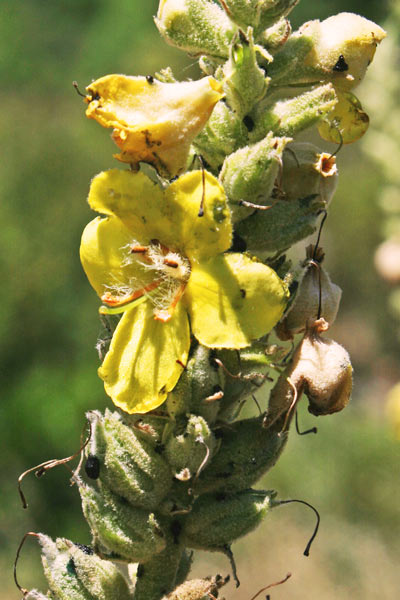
<box><xmin>80</xmin><ymin>169</ymin><xmax>288</xmax><ymax>413</ymax></box>
<box><xmin>84</xmin><ymin>75</ymin><xmax>223</xmax><ymax>177</ymax></box>
<box><xmin>301</xmin><ymin>12</ymin><xmax>386</xmax><ymax>91</ymax></box>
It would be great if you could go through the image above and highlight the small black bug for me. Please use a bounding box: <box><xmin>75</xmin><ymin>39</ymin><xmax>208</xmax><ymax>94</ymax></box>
<box><xmin>84</xmin><ymin>455</ymin><xmax>100</xmax><ymax>479</ymax></box>
<box><xmin>333</xmin><ymin>55</ymin><xmax>349</xmax><ymax>72</ymax></box>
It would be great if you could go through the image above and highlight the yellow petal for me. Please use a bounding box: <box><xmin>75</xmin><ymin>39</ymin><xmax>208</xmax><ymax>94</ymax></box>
<box><xmin>166</xmin><ymin>170</ymin><xmax>232</xmax><ymax>262</ymax></box>
<box><xmin>85</xmin><ymin>75</ymin><xmax>223</xmax><ymax>177</ymax></box>
<box><xmin>184</xmin><ymin>253</ymin><xmax>288</xmax><ymax>348</ymax></box>
<box><xmin>80</xmin><ymin>216</ymin><xmax>155</xmax><ymax>298</ymax></box>
<box><xmin>87</xmin><ymin>169</ymin><xmax>232</xmax><ymax>262</ymax></box>
<box><xmin>99</xmin><ymin>301</ymin><xmax>190</xmax><ymax>414</ymax></box>
<box><xmin>318</xmin><ymin>90</ymin><xmax>369</xmax><ymax>144</ymax></box>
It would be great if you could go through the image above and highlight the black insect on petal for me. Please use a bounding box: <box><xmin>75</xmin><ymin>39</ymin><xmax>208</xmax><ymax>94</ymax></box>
<box><xmin>333</xmin><ymin>55</ymin><xmax>349</xmax><ymax>72</ymax></box>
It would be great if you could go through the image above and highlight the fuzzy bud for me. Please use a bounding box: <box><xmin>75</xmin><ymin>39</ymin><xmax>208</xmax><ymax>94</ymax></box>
<box><xmin>267</xmin><ymin>13</ymin><xmax>386</xmax><ymax>90</ymax></box>
<box><xmin>193</xmin><ymin>100</ymin><xmax>248</xmax><ymax>171</ymax></box>
<box><xmin>236</xmin><ymin>192</ymin><xmax>325</xmax><ymax>256</ymax></box>
<box><xmin>38</xmin><ymin>534</ymin><xmax>131</xmax><ymax>600</ymax></box>
<box><xmin>216</xmin><ymin>344</ymin><xmax>278</xmax><ymax>421</ymax></box>
<box><xmin>156</xmin><ymin>0</ymin><xmax>237</xmax><ymax>58</ymax></box>
<box><xmin>277</xmin><ymin>246</ymin><xmax>342</xmax><ymax>339</ymax></box>
<box><xmin>220</xmin><ymin>133</ymin><xmax>291</xmax><ymax>222</ymax></box>
<box><xmin>281</xmin><ymin>142</ymin><xmax>338</xmax><ymax>203</ymax></box>
<box><xmin>194</xmin><ymin>415</ymin><xmax>287</xmax><ymax>494</ymax></box>
<box><xmin>222</xmin><ymin>29</ymin><xmax>270</xmax><ymax>117</ymax></box>
<box><xmin>25</xmin><ymin>593</ymin><xmax>51</xmax><ymax>600</ymax></box>
<box><xmin>183</xmin><ymin>489</ymin><xmax>275</xmax><ymax>549</ymax></box>
<box><xmin>259</xmin><ymin>17</ymin><xmax>291</xmax><ymax>52</ymax></box>
<box><xmin>162</xmin><ymin>575</ymin><xmax>229</xmax><ymax>600</ymax></box>
<box><xmin>221</xmin><ymin>0</ymin><xmax>299</xmax><ymax>37</ymax></box>
<box><xmin>85</xmin><ymin>410</ymin><xmax>172</xmax><ymax>510</ymax></box>
<box><xmin>164</xmin><ymin>414</ymin><xmax>216</xmax><ymax>480</ymax></box>
<box><xmin>250</xmin><ymin>83</ymin><xmax>338</xmax><ymax>141</ymax></box>
<box><xmin>80</xmin><ymin>482</ymin><xmax>166</xmax><ymax>562</ymax></box>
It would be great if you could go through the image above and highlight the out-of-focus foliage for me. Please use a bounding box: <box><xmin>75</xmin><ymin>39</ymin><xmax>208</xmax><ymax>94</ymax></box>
<box><xmin>1</xmin><ymin>0</ymin><xmax>397</xmax><ymax>599</ymax></box>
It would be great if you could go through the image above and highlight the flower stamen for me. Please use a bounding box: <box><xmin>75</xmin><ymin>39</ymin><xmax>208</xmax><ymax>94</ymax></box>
<box><xmin>101</xmin><ymin>278</ymin><xmax>164</xmax><ymax>307</ymax></box>
<box><xmin>154</xmin><ymin>282</ymin><xmax>187</xmax><ymax>322</ymax></box>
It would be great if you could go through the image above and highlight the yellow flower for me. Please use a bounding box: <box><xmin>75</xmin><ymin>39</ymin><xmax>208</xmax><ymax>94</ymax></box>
<box><xmin>84</xmin><ymin>75</ymin><xmax>223</xmax><ymax>177</ymax></box>
<box><xmin>80</xmin><ymin>169</ymin><xmax>288</xmax><ymax>413</ymax></box>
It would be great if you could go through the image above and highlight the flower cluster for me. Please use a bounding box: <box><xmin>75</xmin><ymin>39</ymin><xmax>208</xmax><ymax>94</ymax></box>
<box><xmin>21</xmin><ymin>4</ymin><xmax>386</xmax><ymax>600</ymax></box>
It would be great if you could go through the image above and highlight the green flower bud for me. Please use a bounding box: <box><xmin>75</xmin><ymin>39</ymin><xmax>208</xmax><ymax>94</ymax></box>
<box><xmin>220</xmin><ymin>133</ymin><xmax>291</xmax><ymax>222</ymax></box>
<box><xmin>267</xmin><ymin>318</ymin><xmax>352</xmax><ymax>425</ymax></box>
<box><xmin>183</xmin><ymin>489</ymin><xmax>275</xmax><ymax>549</ymax></box>
<box><xmin>281</xmin><ymin>142</ymin><xmax>338</xmax><ymax>203</ymax></box>
<box><xmin>223</xmin><ymin>29</ymin><xmax>270</xmax><ymax>117</ymax></box>
<box><xmin>164</xmin><ymin>414</ymin><xmax>216</xmax><ymax>481</ymax></box>
<box><xmin>215</xmin><ymin>343</ymin><xmax>287</xmax><ymax>420</ymax></box>
<box><xmin>162</xmin><ymin>575</ymin><xmax>229</xmax><ymax>600</ymax></box>
<box><xmin>156</xmin><ymin>0</ymin><xmax>237</xmax><ymax>59</ymax></box>
<box><xmin>236</xmin><ymin>193</ymin><xmax>326</xmax><ymax>256</ymax></box>
<box><xmin>194</xmin><ymin>415</ymin><xmax>287</xmax><ymax>494</ymax></box>
<box><xmin>250</xmin><ymin>83</ymin><xmax>338</xmax><ymax>141</ymax></box>
<box><xmin>85</xmin><ymin>410</ymin><xmax>172</xmax><ymax>510</ymax></box>
<box><xmin>37</xmin><ymin>534</ymin><xmax>130</xmax><ymax>600</ymax></box>
<box><xmin>38</xmin><ymin>534</ymin><xmax>131</xmax><ymax>600</ymax></box>
<box><xmin>268</xmin><ymin>13</ymin><xmax>386</xmax><ymax>90</ymax></box>
<box><xmin>80</xmin><ymin>482</ymin><xmax>166</xmax><ymax>562</ymax></box>
<box><xmin>193</xmin><ymin>100</ymin><xmax>248</xmax><ymax>171</ymax></box>
<box><xmin>258</xmin><ymin>17</ymin><xmax>291</xmax><ymax>52</ymax></box>
<box><xmin>277</xmin><ymin>246</ymin><xmax>342</xmax><ymax>339</ymax></box>
<box><xmin>221</xmin><ymin>0</ymin><xmax>299</xmax><ymax>37</ymax></box>
<box><xmin>189</xmin><ymin>345</ymin><xmax>224</xmax><ymax>423</ymax></box>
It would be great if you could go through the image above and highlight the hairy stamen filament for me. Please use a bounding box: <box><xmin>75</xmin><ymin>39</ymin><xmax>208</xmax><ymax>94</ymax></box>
<box><xmin>101</xmin><ymin>277</ymin><xmax>164</xmax><ymax>307</ymax></box>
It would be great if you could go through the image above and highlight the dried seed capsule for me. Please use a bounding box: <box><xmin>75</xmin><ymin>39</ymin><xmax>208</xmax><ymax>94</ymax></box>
<box><xmin>38</xmin><ymin>534</ymin><xmax>131</xmax><ymax>600</ymax></box>
<box><xmin>277</xmin><ymin>246</ymin><xmax>342</xmax><ymax>339</ymax></box>
<box><xmin>281</xmin><ymin>142</ymin><xmax>338</xmax><ymax>203</ymax></box>
<box><xmin>80</xmin><ymin>482</ymin><xmax>166</xmax><ymax>563</ymax></box>
<box><xmin>267</xmin><ymin>319</ymin><xmax>352</xmax><ymax>425</ymax></box>
<box><xmin>156</xmin><ymin>0</ymin><xmax>237</xmax><ymax>59</ymax></box>
<box><xmin>220</xmin><ymin>133</ymin><xmax>291</xmax><ymax>222</ymax></box>
<box><xmin>183</xmin><ymin>489</ymin><xmax>275</xmax><ymax>550</ymax></box>
<box><xmin>162</xmin><ymin>574</ymin><xmax>229</xmax><ymax>600</ymax></box>
<box><xmin>194</xmin><ymin>416</ymin><xmax>287</xmax><ymax>494</ymax></box>
<box><xmin>85</xmin><ymin>410</ymin><xmax>172</xmax><ymax>510</ymax></box>
<box><xmin>164</xmin><ymin>414</ymin><xmax>216</xmax><ymax>480</ymax></box>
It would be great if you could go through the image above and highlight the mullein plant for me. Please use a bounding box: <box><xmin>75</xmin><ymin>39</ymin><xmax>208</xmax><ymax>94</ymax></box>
<box><xmin>21</xmin><ymin>2</ymin><xmax>385</xmax><ymax>599</ymax></box>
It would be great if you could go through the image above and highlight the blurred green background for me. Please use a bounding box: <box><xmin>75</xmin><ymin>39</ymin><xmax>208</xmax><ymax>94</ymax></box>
<box><xmin>1</xmin><ymin>1</ymin><xmax>399</xmax><ymax>598</ymax></box>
